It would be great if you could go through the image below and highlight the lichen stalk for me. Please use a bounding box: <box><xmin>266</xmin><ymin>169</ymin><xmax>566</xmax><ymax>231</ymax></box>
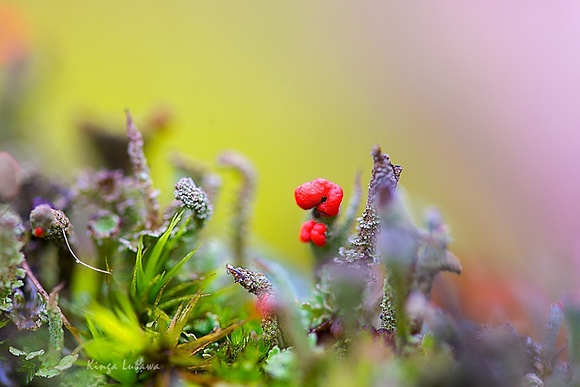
<box><xmin>219</xmin><ymin>151</ymin><xmax>256</xmax><ymax>267</ymax></box>
<box><xmin>327</xmin><ymin>146</ymin><xmax>402</xmax><ymax>334</ymax></box>
<box><xmin>126</xmin><ymin>109</ymin><xmax>160</xmax><ymax>230</ymax></box>
<box><xmin>411</xmin><ymin>210</ymin><xmax>461</xmax><ymax>300</ymax></box>
<box><xmin>0</xmin><ymin>206</ymin><xmax>25</xmax><ymax>312</ymax></box>
<box><xmin>331</xmin><ymin>171</ymin><xmax>363</xmax><ymax>249</ymax></box>
<box><xmin>174</xmin><ymin>177</ymin><xmax>213</xmax><ymax>227</ymax></box>
<box><xmin>380</xmin><ymin>272</ymin><xmax>397</xmax><ymax>331</ymax></box>
<box><xmin>339</xmin><ymin>145</ymin><xmax>401</xmax><ymax>265</ymax></box>
<box><xmin>171</xmin><ymin>153</ymin><xmax>221</xmax><ymax>202</ymax></box>
<box><xmin>225</xmin><ymin>264</ymin><xmax>279</xmax><ymax>346</ymax></box>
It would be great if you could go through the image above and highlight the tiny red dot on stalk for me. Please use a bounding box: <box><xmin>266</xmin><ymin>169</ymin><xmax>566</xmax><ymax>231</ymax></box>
<box><xmin>32</xmin><ymin>227</ymin><xmax>44</xmax><ymax>237</ymax></box>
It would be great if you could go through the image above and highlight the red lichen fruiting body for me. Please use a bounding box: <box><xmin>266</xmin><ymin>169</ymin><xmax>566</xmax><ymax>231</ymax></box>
<box><xmin>310</xmin><ymin>222</ymin><xmax>327</xmax><ymax>246</ymax></box>
<box><xmin>299</xmin><ymin>220</ymin><xmax>316</xmax><ymax>242</ymax></box>
<box><xmin>315</xmin><ymin>182</ymin><xmax>343</xmax><ymax>217</ymax></box>
<box><xmin>32</xmin><ymin>227</ymin><xmax>44</xmax><ymax>238</ymax></box>
<box><xmin>294</xmin><ymin>178</ymin><xmax>344</xmax><ymax>217</ymax></box>
<box><xmin>299</xmin><ymin>220</ymin><xmax>327</xmax><ymax>246</ymax></box>
<box><xmin>294</xmin><ymin>179</ymin><xmax>327</xmax><ymax>210</ymax></box>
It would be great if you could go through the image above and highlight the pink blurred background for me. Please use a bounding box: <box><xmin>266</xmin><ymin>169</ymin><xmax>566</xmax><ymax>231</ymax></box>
<box><xmin>349</xmin><ymin>1</ymin><xmax>580</xmax><ymax>329</ymax></box>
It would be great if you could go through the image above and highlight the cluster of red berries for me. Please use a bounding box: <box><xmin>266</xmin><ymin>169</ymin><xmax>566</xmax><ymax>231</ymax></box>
<box><xmin>294</xmin><ymin>178</ymin><xmax>343</xmax><ymax>247</ymax></box>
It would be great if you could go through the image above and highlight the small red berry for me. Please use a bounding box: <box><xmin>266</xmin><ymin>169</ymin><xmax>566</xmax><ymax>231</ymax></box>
<box><xmin>32</xmin><ymin>227</ymin><xmax>44</xmax><ymax>237</ymax></box>
<box><xmin>316</xmin><ymin>182</ymin><xmax>343</xmax><ymax>217</ymax></box>
<box><xmin>294</xmin><ymin>178</ymin><xmax>344</xmax><ymax>217</ymax></box>
<box><xmin>299</xmin><ymin>220</ymin><xmax>316</xmax><ymax>242</ymax></box>
<box><xmin>310</xmin><ymin>222</ymin><xmax>327</xmax><ymax>246</ymax></box>
<box><xmin>298</xmin><ymin>220</ymin><xmax>327</xmax><ymax>246</ymax></box>
<box><xmin>295</xmin><ymin>180</ymin><xmax>326</xmax><ymax>210</ymax></box>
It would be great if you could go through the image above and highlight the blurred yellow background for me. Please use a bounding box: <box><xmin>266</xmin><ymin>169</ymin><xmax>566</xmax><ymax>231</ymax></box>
<box><xmin>3</xmin><ymin>1</ymin><xmax>580</xmax><ymax>325</ymax></box>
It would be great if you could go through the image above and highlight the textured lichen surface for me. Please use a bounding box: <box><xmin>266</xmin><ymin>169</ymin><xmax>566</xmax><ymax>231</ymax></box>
<box><xmin>0</xmin><ymin>207</ymin><xmax>25</xmax><ymax>311</ymax></box>
<box><xmin>338</xmin><ymin>145</ymin><xmax>401</xmax><ymax>266</ymax></box>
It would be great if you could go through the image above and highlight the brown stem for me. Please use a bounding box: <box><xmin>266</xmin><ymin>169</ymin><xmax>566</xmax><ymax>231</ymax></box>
<box><xmin>21</xmin><ymin>259</ymin><xmax>82</xmax><ymax>343</ymax></box>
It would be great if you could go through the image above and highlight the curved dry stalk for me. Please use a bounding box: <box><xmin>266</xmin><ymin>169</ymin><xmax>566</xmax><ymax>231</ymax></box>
<box><xmin>219</xmin><ymin>151</ymin><xmax>256</xmax><ymax>267</ymax></box>
<box><xmin>62</xmin><ymin>230</ymin><xmax>111</xmax><ymax>275</ymax></box>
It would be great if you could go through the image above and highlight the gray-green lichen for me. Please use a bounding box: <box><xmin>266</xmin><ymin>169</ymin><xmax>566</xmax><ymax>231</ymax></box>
<box><xmin>380</xmin><ymin>273</ymin><xmax>397</xmax><ymax>331</ymax></box>
<box><xmin>225</xmin><ymin>263</ymin><xmax>273</xmax><ymax>299</ymax></box>
<box><xmin>338</xmin><ymin>145</ymin><xmax>401</xmax><ymax>266</ymax></box>
<box><xmin>412</xmin><ymin>209</ymin><xmax>461</xmax><ymax>299</ymax></box>
<box><xmin>331</xmin><ymin>145</ymin><xmax>402</xmax><ymax>332</ymax></box>
<box><xmin>126</xmin><ymin>109</ymin><xmax>160</xmax><ymax>230</ymax></box>
<box><xmin>171</xmin><ymin>153</ymin><xmax>221</xmax><ymax>202</ymax></box>
<box><xmin>0</xmin><ymin>206</ymin><xmax>25</xmax><ymax>311</ymax></box>
<box><xmin>29</xmin><ymin>204</ymin><xmax>72</xmax><ymax>240</ymax></box>
<box><xmin>174</xmin><ymin>177</ymin><xmax>213</xmax><ymax>225</ymax></box>
<box><xmin>225</xmin><ymin>264</ymin><xmax>278</xmax><ymax>346</ymax></box>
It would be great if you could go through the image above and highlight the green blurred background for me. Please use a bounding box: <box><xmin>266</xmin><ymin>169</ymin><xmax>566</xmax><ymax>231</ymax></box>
<box><xmin>3</xmin><ymin>1</ymin><xmax>580</xmax><ymax>328</ymax></box>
